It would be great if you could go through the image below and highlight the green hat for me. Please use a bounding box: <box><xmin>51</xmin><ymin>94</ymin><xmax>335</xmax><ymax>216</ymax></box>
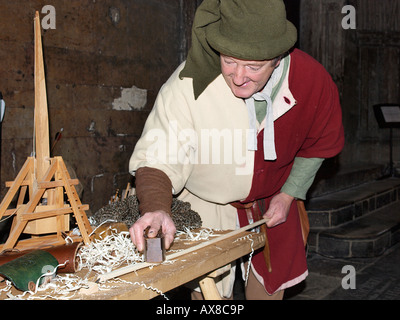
<box><xmin>180</xmin><ymin>0</ymin><xmax>297</xmax><ymax>99</ymax></box>
<box><xmin>207</xmin><ymin>0</ymin><xmax>297</xmax><ymax>60</ymax></box>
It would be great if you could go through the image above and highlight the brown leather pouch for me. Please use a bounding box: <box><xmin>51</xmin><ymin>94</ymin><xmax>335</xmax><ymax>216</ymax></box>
<box><xmin>297</xmin><ymin>200</ymin><xmax>310</xmax><ymax>246</ymax></box>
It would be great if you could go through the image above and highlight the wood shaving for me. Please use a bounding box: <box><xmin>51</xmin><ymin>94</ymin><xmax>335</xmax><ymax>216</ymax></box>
<box><xmin>1</xmin><ymin>227</ymin><xmax>255</xmax><ymax>300</ymax></box>
<box><xmin>2</xmin><ymin>228</ymin><xmax>146</xmax><ymax>300</ymax></box>
<box><xmin>234</xmin><ymin>234</ymin><xmax>255</xmax><ymax>286</ymax></box>
<box><xmin>175</xmin><ymin>227</ymin><xmax>217</xmax><ymax>241</ymax></box>
<box><xmin>76</xmin><ymin>230</ymin><xmax>143</xmax><ymax>274</ymax></box>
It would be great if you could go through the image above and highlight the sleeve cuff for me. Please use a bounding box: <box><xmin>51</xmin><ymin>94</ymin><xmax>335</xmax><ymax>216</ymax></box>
<box><xmin>281</xmin><ymin>157</ymin><xmax>324</xmax><ymax>200</ymax></box>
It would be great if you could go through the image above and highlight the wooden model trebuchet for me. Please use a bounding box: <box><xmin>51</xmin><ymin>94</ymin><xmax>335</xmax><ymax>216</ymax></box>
<box><xmin>0</xmin><ymin>11</ymin><xmax>92</xmax><ymax>252</ymax></box>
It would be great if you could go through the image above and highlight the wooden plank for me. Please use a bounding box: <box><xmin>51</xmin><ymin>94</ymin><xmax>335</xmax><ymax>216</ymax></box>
<box><xmin>0</xmin><ymin>229</ymin><xmax>264</xmax><ymax>300</ymax></box>
<box><xmin>5</xmin><ymin>179</ymin><xmax>79</xmax><ymax>188</ymax></box>
<box><xmin>0</xmin><ymin>158</ymin><xmax>34</xmax><ymax>219</ymax></box>
<box><xmin>356</xmin><ymin>0</ymin><xmax>400</xmax><ymax>31</ymax></box>
<box><xmin>34</xmin><ymin>11</ymin><xmax>50</xmax><ymax>181</ymax></box>
<box><xmin>3</xmin><ymin>208</ymin><xmax>19</xmax><ymax>217</ymax></box>
<box><xmin>57</xmin><ymin>158</ymin><xmax>92</xmax><ymax>244</ymax></box>
<box><xmin>0</xmin><ymin>234</ymin><xmax>82</xmax><ymax>252</ymax></box>
<box><xmin>90</xmin><ymin>230</ymin><xmax>265</xmax><ymax>300</ymax></box>
<box><xmin>1</xmin><ymin>159</ymin><xmax>58</xmax><ymax>250</ymax></box>
<box><xmin>98</xmin><ymin>218</ymin><xmax>268</xmax><ymax>282</ymax></box>
<box><xmin>20</xmin><ymin>204</ymin><xmax>89</xmax><ymax>221</ymax></box>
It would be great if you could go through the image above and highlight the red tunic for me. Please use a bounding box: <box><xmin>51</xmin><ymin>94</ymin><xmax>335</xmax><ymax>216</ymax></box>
<box><xmin>237</xmin><ymin>49</ymin><xmax>345</xmax><ymax>294</ymax></box>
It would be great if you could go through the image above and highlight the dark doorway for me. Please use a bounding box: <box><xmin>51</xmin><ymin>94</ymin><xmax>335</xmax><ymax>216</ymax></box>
<box><xmin>284</xmin><ymin>0</ymin><xmax>301</xmax><ymax>47</ymax></box>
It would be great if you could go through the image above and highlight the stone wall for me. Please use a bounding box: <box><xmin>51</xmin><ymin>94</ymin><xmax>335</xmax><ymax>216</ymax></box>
<box><xmin>300</xmin><ymin>0</ymin><xmax>400</xmax><ymax>168</ymax></box>
<box><xmin>0</xmin><ymin>0</ymin><xmax>197</xmax><ymax>213</ymax></box>
<box><xmin>1</xmin><ymin>0</ymin><xmax>399</xmax><ymax>216</ymax></box>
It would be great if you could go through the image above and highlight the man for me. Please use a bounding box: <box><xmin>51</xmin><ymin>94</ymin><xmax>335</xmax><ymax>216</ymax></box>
<box><xmin>129</xmin><ymin>0</ymin><xmax>344</xmax><ymax>299</ymax></box>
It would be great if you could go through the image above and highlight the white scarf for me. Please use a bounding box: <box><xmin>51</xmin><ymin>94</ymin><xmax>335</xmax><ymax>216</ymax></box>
<box><xmin>244</xmin><ymin>56</ymin><xmax>287</xmax><ymax>160</ymax></box>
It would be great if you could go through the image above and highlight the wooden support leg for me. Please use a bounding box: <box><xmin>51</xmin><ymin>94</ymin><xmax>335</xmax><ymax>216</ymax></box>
<box><xmin>0</xmin><ymin>158</ymin><xmax>33</xmax><ymax>220</ymax></box>
<box><xmin>199</xmin><ymin>264</ymin><xmax>232</xmax><ymax>300</ymax></box>
<box><xmin>57</xmin><ymin>157</ymin><xmax>92</xmax><ymax>244</ymax></box>
<box><xmin>3</xmin><ymin>217</ymin><xmax>29</xmax><ymax>250</ymax></box>
<box><xmin>199</xmin><ymin>277</ymin><xmax>222</xmax><ymax>300</ymax></box>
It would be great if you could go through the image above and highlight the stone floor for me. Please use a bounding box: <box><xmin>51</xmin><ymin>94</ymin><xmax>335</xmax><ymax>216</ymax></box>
<box><xmin>153</xmin><ymin>175</ymin><xmax>400</xmax><ymax>301</ymax></box>
<box><xmin>160</xmin><ymin>241</ymin><xmax>400</xmax><ymax>300</ymax></box>
<box><xmin>285</xmin><ymin>241</ymin><xmax>400</xmax><ymax>300</ymax></box>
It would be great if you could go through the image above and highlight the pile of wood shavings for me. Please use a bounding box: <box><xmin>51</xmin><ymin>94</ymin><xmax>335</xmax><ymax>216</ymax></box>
<box><xmin>3</xmin><ymin>227</ymin><xmax>217</xmax><ymax>300</ymax></box>
<box><xmin>2</xmin><ymin>230</ymin><xmax>145</xmax><ymax>300</ymax></box>
<box><xmin>4</xmin><ymin>274</ymin><xmax>135</xmax><ymax>300</ymax></box>
<box><xmin>76</xmin><ymin>230</ymin><xmax>143</xmax><ymax>274</ymax></box>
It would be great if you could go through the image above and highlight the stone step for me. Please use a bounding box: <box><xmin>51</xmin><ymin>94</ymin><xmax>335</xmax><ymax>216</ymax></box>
<box><xmin>305</xmin><ymin>177</ymin><xmax>400</xmax><ymax>258</ymax></box>
<box><xmin>308</xmin><ymin>162</ymin><xmax>385</xmax><ymax>198</ymax></box>
<box><xmin>306</xmin><ymin>177</ymin><xmax>400</xmax><ymax>230</ymax></box>
<box><xmin>309</xmin><ymin>201</ymin><xmax>400</xmax><ymax>258</ymax></box>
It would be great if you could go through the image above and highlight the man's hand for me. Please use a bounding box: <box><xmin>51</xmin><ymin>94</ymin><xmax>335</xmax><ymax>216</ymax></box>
<box><xmin>129</xmin><ymin>210</ymin><xmax>176</xmax><ymax>252</ymax></box>
<box><xmin>263</xmin><ymin>192</ymin><xmax>294</xmax><ymax>228</ymax></box>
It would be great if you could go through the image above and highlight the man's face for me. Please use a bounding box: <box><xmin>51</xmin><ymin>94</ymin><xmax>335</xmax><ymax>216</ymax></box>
<box><xmin>220</xmin><ymin>54</ymin><xmax>280</xmax><ymax>99</ymax></box>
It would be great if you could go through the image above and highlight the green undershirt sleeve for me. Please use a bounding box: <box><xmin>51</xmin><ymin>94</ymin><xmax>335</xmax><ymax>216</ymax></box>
<box><xmin>281</xmin><ymin>157</ymin><xmax>325</xmax><ymax>200</ymax></box>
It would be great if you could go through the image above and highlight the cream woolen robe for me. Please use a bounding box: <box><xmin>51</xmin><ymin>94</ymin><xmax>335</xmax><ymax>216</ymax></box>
<box><xmin>129</xmin><ymin>60</ymin><xmax>296</xmax><ymax>231</ymax></box>
<box><xmin>129</xmin><ymin>61</ymin><xmax>296</xmax><ymax>298</ymax></box>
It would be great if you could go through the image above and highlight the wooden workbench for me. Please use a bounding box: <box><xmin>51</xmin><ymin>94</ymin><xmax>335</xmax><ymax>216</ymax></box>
<box><xmin>0</xmin><ymin>229</ymin><xmax>265</xmax><ymax>300</ymax></box>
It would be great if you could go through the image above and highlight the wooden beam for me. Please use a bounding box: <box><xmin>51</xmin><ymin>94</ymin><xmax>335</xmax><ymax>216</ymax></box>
<box><xmin>5</xmin><ymin>179</ymin><xmax>79</xmax><ymax>188</ymax></box>
<box><xmin>20</xmin><ymin>204</ymin><xmax>89</xmax><ymax>221</ymax></box>
<box><xmin>92</xmin><ymin>229</ymin><xmax>265</xmax><ymax>300</ymax></box>
<box><xmin>199</xmin><ymin>277</ymin><xmax>222</xmax><ymax>300</ymax></box>
<box><xmin>97</xmin><ymin>219</ymin><xmax>268</xmax><ymax>283</ymax></box>
<box><xmin>0</xmin><ymin>158</ymin><xmax>34</xmax><ymax>220</ymax></box>
<box><xmin>1</xmin><ymin>159</ymin><xmax>58</xmax><ymax>250</ymax></box>
<box><xmin>34</xmin><ymin>11</ymin><xmax>50</xmax><ymax>181</ymax></box>
<box><xmin>57</xmin><ymin>157</ymin><xmax>92</xmax><ymax>244</ymax></box>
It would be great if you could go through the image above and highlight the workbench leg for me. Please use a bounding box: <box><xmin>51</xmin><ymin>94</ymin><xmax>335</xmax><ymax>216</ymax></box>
<box><xmin>199</xmin><ymin>277</ymin><xmax>222</xmax><ymax>300</ymax></box>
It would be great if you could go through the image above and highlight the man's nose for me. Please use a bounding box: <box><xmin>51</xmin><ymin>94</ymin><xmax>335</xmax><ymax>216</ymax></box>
<box><xmin>232</xmin><ymin>66</ymin><xmax>247</xmax><ymax>86</ymax></box>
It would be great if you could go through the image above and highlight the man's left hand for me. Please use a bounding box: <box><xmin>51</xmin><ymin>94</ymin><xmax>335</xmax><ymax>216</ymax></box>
<box><xmin>263</xmin><ymin>192</ymin><xmax>294</xmax><ymax>228</ymax></box>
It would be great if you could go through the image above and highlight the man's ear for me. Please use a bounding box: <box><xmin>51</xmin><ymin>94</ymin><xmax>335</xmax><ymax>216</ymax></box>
<box><xmin>274</xmin><ymin>58</ymin><xmax>282</xmax><ymax>68</ymax></box>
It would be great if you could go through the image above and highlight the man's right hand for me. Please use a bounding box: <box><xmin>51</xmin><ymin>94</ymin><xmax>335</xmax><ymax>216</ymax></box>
<box><xmin>129</xmin><ymin>210</ymin><xmax>176</xmax><ymax>252</ymax></box>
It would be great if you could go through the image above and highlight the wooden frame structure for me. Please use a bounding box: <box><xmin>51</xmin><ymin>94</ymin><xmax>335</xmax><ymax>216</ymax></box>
<box><xmin>0</xmin><ymin>156</ymin><xmax>92</xmax><ymax>252</ymax></box>
<box><xmin>0</xmin><ymin>12</ymin><xmax>92</xmax><ymax>252</ymax></box>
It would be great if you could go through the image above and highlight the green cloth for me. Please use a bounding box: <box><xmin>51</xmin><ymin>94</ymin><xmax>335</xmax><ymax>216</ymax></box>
<box><xmin>0</xmin><ymin>250</ymin><xmax>58</xmax><ymax>292</ymax></box>
<box><xmin>255</xmin><ymin>100</ymin><xmax>267</xmax><ymax>123</ymax></box>
<box><xmin>281</xmin><ymin>157</ymin><xmax>325</xmax><ymax>200</ymax></box>
<box><xmin>179</xmin><ymin>0</ymin><xmax>221</xmax><ymax>100</ymax></box>
<box><xmin>179</xmin><ymin>0</ymin><xmax>297</xmax><ymax>100</ymax></box>
<box><xmin>206</xmin><ymin>0</ymin><xmax>297</xmax><ymax>61</ymax></box>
